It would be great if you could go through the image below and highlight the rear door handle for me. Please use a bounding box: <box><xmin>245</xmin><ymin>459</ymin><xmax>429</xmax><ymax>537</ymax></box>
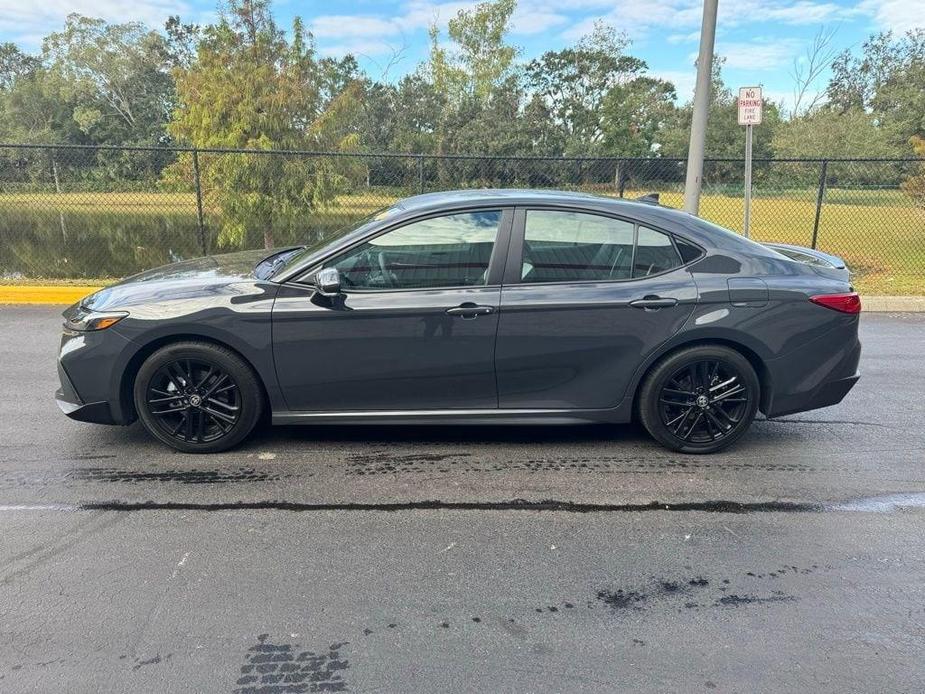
<box><xmin>446</xmin><ymin>303</ymin><xmax>495</xmax><ymax>318</ymax></box>
<box><xmin>629</xmin><ymin>296</ymin><xmax>678</xmax><ymax>310</ymax></box>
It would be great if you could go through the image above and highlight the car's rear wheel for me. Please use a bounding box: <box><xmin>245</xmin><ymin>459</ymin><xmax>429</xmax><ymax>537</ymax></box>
<box><xmin>133</xmin><ymin>341</ymin><xmax>262</xmax><ymax>453</ymax></box>
<box><xmin>638</xmin><ymin>345</ymin><xmax>759</xmax><ymax>454</ymax></box>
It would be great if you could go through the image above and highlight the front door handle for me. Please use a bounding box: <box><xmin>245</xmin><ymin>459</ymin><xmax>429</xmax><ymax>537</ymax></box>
<box><xmin>629</xmin><ymin>296</ymin><xmax>678</xmax><ymax>310</ymax></box>
<box><xmin>446</xmin><ymin>303</ymin><xmax>495</xmax><ymax>318</ymax></box>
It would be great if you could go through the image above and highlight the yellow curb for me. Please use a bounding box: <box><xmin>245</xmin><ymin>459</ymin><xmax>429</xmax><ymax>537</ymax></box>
<box><xmin>0</xmin><ymin>286</ymin><xmax>102</xmax><ymax>305</ymax></box>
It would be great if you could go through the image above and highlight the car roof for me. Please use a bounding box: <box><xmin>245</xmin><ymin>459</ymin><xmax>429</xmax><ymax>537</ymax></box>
<box><xmin>390</xmin><ymin>188</ymin><xmax>708</xmax><ymax>231</ymax></box>
<box><xmin>396</xmin><ymin>188</ymin><xmax>651</xmax><ymax>212</ymax></box>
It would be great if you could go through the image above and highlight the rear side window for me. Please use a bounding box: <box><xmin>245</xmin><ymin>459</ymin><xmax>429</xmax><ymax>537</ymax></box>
<box><xmin>634</xmin><ymin>226</ymin><xmax>683</xmax><ymax>278</ymax></box>
<box><xmin>520</xmin><ymin>211</ymin><xmax>685</xmax><ymax>283</ymax></box>
<box><xmin>675</xmin><ymin>237</ymin><xmax>704</xmax><ymax>264</ymax></box>
<box><xmin>521</xmin><ymin>210</ymin><xmax>636</xmax><ymax>282</ymax></box>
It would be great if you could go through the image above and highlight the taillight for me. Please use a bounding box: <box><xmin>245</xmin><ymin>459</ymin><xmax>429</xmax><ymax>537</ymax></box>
<box><xmin>810</xmin><ymin>292</ymin><xmax>861</xmax><ymax>314</ymax></box>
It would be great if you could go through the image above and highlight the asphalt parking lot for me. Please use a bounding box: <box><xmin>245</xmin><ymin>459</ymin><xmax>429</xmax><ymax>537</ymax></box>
<box><xmin>1</xmin><ymin>305</ymin><xmax>924</xmax><ymax>692</ymax></box>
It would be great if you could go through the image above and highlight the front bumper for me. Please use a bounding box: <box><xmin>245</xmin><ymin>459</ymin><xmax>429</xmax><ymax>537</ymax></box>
<box><xmin>55</xmin><ymin>360</ymin><xmax>117</xmax><ymax>424</ymax></box>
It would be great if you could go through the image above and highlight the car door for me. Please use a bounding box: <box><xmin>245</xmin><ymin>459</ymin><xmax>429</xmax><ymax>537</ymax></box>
<box><xmin>494</xmin><ymin>207</ymin><xmax>698</xmax><ymax>410</ymax></box>
<box><xmin>272</xmin><ymin>208</ymin><xmax>512</xmax><ymax>411</ymax></box>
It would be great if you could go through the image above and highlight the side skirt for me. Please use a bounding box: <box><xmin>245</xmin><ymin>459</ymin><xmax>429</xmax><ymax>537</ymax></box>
<box><xmin>272</xmin><ymin>407</ymin><xmax>629</xmax><ymax>427</ymax></box>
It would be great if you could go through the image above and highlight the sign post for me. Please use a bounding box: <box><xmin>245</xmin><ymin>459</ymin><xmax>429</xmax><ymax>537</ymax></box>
<box><xmin>737</xmin><ymin>86</ymin><xmax>763</xmax><ymax>238</ymax></box>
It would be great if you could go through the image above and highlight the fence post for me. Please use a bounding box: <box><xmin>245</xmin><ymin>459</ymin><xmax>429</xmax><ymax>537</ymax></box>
<box><xmin>417</xmin><ymin>154</ymin><xmax>425</xmax><ymax>194</ymax></box>
<box><xmin>811</xmin><ymin>159</ymin><xmax>828</xmax><ymax>249</ymax></box>
<box><xmin>192</xmin><ymin>148</ymin><xmax>207</xmax><ymax>255</ymax></box>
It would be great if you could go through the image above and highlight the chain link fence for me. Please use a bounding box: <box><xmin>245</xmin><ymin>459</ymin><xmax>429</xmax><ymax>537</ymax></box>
<box><xmin>0</xmin><ymin>143</ymin><xmax>922</xmax><ymax>294</ymax></box>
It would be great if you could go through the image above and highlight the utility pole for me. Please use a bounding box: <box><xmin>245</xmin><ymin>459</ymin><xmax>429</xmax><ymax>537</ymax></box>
<box><xmin>683</xmin><ymin>0</ymin><xmax>719</xmax><ymax>215</ymax></box>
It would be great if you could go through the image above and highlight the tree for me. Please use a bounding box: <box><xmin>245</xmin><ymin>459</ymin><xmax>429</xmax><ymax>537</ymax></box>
<box><xmin>163</xmin><ymin>16</ymin><xmax>201</xmax><ymax>70</ymax></box>
<box><xmin>789</xmin><ymin>26</ymin><xmax>839</xmax><ymax>118</ymax></box>
<box><xmin>167</xmin><ymin>0</ymin><xmax>362</xmax><ymax>249</ymax></box>
<box><xmin>827</xmin><ymin>30</ymin><xmax>925</xmax><ymax>146</ymax></box>
<box><xmin>425</xmin><ymin>0</ymin><xmax>520</xmax><ymax>157</ymax></box>
<box><xmin>526</xmin><ymin>22</ymin><xmax>646</xmax><ymax>154</ymax></box>
<box><xmin>772</xmin><ymin>108</ymin><xmax>905</xmax><ymax>159</ymax></box>
<box><xmin>601</xmin><ymin>77</ymin><xmax>677</xmax><ymax>156</ymax></box>
<box><xmin>0</xmin><ymin>43</ymin><xmax>40</xmax><ymax>92</ymax></box>
<box><xmin>433</xmin><ymin>0</ymin><xmax>518</xmax><ymax>104</ymax></box>
<box><xmin>43</xmin><ymin>14</ymin><xmax>175</xmax><ymax>146</ymax></box>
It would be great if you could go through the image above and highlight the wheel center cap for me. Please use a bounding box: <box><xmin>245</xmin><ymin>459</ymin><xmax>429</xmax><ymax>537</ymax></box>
<box><xmin>189</xmin><ymin>394</ymin><xmax>202</xmax><ymax>407</ymax></box>
<box><xmin>696</xmin><ymin>394</ymin><xmax>709</xmax><ymax>408</ymax></box>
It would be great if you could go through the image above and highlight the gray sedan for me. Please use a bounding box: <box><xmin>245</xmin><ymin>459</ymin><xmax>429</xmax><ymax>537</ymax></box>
<box><xmin>56</xmin><ymin>189</ymin><xmax>861</xmax><ymax>454</ymax></box>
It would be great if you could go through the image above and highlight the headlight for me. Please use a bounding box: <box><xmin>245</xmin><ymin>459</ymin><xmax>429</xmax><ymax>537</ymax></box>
<box><xmin>65</xmin><ymin>306</ymin><xmax>129</xmax><ymax>332</ymax></box>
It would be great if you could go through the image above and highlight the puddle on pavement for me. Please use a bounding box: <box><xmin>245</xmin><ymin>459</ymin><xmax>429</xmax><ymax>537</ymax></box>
<box><xmin>827</xmin><ymin>492</ymin><xmax>925</xmax><ymax>513</ymax></box>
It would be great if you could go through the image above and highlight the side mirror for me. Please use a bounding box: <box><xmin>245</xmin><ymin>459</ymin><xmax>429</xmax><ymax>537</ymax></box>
<box><xmin>314</xmin><ymin>267</ymin><xmax>341</xmax><ymax>297</ymax></box>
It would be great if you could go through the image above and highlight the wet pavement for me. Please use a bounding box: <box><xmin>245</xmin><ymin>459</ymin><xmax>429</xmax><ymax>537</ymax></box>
<box><xmin>1</xmin><ymin>306</ymin><xmax>923</xmax><ymax>692</ymax></box>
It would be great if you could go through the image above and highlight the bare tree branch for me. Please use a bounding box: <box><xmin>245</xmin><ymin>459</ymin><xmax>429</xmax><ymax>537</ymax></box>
<box><xmin>790</xmin><ymin>25</ymin><xmax>840</xmax><ymax>118</ymax></box>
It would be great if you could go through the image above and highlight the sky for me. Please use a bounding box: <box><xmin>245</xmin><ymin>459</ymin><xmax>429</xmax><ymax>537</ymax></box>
<box><xmin>0</xmin><ymin>0</ymin><xmax>922</xmax><ymax>110</ymax></box>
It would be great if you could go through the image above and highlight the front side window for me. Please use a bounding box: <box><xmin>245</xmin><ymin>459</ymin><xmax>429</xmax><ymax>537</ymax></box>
<box><xmin>327</xmin><ymin>210</ymin><xmax>501</xmax><ymax>290</ymax></box>
<box><xmin>521</xmin><ymin>210</ymin><xmax>636</xmax><ymax>283</ymax></box>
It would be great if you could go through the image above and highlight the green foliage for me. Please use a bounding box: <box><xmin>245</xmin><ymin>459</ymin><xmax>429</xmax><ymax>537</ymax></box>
<box><xmin>42</xmin><ymin>14</ymin><xmax>175</xmax><ymax>146</ymax></box>
<box><xmin>773</xmin><ymin>108</ymin><xmax>905</xmax><ymax>159</ymax></box>
<box><xmin>166</xmin><ymin>0</ymin><xmax>363</xmax><ymax>248</ymax></box>
<box><xmin>827</xmin><ymin>30</ymin><xmax>925</xmax><ymax>147</ymax></box>
<box><xmin>527</xmin><ymin>22</ymin><xmax>646</xmax><ymax>154</ymax></box>
<box><xmin>601</xmin><ymin>77</ymin><xmax>677</xmax><ymax>156</ymax></box>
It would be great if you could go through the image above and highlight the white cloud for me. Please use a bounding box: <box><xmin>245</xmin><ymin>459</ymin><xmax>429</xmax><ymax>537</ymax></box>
<box><xmin>311</xmin><ymin>1</ymin><xmax>568</xmax><ymax>42</ymax></box>
<box><xmin>0</xmin><ymin>0</ymin><xmax>191</xmax><ymax>37</ymax></box>
<box><xmin>859</xmin><ymin>0</ymin><xmax>925</xmax><ymax>33</ymax></box>
<box><xmin>511</xmin><ymin>9</ymin><xmax>569</xmax><ymax>35</ymax></box>
<box><xmin>310</xmin><ymin>16</ymin><xmax>401</xmax><ymax>39</ymax></box>
<box><xmin>667</xmin><ymin>31</ymin><xmax>701</xmax><ymax>44</ymax></box>
<box><xmin>560</xmin><ymin>0</ymin><xmax>859</xmax><ymax>40</ymax></box>
<box><xmin>318</xmin><ymin>39</ymin><xmax>399</xmax><ymax>58</ymax></box>
<box><xmin>715</xmin><ymin>38</ymin><xmax>803</xmax><ymax>70</ymax></box>
<box><xmin>655</xmin><ymin>69</ymin><xmax>697</xmax><ymax>101</ymax></box>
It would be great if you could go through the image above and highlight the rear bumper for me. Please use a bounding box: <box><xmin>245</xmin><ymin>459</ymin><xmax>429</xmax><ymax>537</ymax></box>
<box><xmin>765</xmin><ymin>372</ymin><xmax>860</xmax><ymax>418</ymax></box>
<box><xmin>764</xmin><ymin>321</ymin><xmax>862</xmax><ymax>418</ymax></box>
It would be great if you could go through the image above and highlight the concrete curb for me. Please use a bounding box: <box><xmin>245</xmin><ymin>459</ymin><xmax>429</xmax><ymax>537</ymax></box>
<box><xmin>0</xmin><ymin>286</ymin><xmax>102</xmax><ymax>305</ymax></box>
<box><xmin>1</xmin><ymin>286</ymin><xmax>923</xmax><ymax>311</ymax></box>
<box><xmin>861</xmin><ymin>296</ymin><xmax>925</xmax><ymax>312</ymax></box>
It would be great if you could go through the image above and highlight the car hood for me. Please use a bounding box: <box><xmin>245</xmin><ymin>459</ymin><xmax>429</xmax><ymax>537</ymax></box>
<box><xmin>80</xmin><ymin>248</ymin><xmax>281</xmax><ymax>312</ymax></box>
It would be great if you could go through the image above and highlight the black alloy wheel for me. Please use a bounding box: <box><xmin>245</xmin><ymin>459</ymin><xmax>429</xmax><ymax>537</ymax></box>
<box><xmin>658</xmin><ymin>360</ymin><xmax>749</xmax><ymax>444</ymax></box>
<box><xmin>145</xmin><ymin>358</ymin><xmax>240</xmax><ymax>444</ymax></box>
<box><xmin>134</xmin><ymin>341</ymin><xmax>262</xmax><ymax>453</ymax></box>
<box><xmin>639</xmin><ymin>345</ymin><xmax>759</xmax><ymax>454</ymax></box>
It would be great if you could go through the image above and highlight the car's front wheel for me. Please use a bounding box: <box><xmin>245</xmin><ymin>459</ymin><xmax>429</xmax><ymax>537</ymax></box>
<box><xmin>638</xmin><ymin>345</ymin><xmax>759</xmax><ymax>454</ymax></box>
<box><xmin>133</xmin><ymin>341</ymin><xmax>263</xmax><ymax>453</ymax></box>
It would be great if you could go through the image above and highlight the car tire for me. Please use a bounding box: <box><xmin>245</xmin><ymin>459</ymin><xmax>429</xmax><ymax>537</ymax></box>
<box><xmin>638</xmin><ymin>345</ymin><xmax>759</xmax><ymax>454</ymax></box>
<box><xmin>133</xmin><ymin>341</ymin><xmax>263</xmax><ymax>453</ymax></box>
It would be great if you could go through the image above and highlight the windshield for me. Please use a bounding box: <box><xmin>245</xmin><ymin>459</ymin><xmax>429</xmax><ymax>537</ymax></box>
<box><xmin>269</xmin><ymin>204</ymin><xmax>402</xmax><ymax>278</ymax></box>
